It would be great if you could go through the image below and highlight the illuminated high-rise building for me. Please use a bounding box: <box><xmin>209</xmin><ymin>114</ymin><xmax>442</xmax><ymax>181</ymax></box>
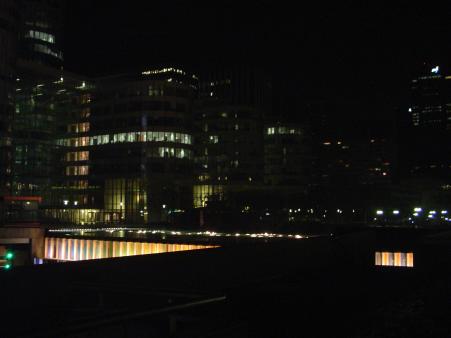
<box><xmin>11</xmin><ymin>61</ymin><xmax>90</xmax><ymax>224</ymax></box>
<box><xmin>45</xmin><ymin>67</ymin><xmax>197</xmax><ymax>225</ymax></box>
<box><xmin>410</xmin><ymin>65</ymin><xmax>451</xmax><ymax>129</ymax></box>
<box><xmin>18</xmin><ymin>0</ymin><xmax>64</xmax><ymax>67</ymax></box>
<box><xmin>407</xmin><ymin>65</ymin><xmax>451</xmax><ymax>180</ymax></box>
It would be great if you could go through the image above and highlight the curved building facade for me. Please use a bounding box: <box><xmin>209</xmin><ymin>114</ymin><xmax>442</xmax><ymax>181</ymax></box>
<box><xmin>18</xmin><ymin>0</ymin><xmax>64</xmax><ymax>67</ymax></box>
<box><xmin>48</xmin><ymin>68</ymin><xmax>197</xmax><ymax>225</ymax></box>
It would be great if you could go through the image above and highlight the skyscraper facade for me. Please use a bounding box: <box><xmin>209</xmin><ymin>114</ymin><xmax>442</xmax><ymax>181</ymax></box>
<box><xmin>13</xmin><ymin>61</ymin><xmax>62</xmax><ymax>198</ymax></box>
<box><xmin>193</xmin><ymin>66</ymin><xmax>271</xmax><ymax>208</ymax></box>
<box><xmin>18</xmin><ymin>0</ymin><xmax>64</xmax><ymax>67</ymax></box>
<box><xmin>0</xmin><ymin>0</ymin><xmax>18</xmax><ymax>222</ymax></box>
<box><xmin>12</xmin><ymin>62</ymin><xmax>89</xmax><ymax>224</ymax></box>
<box><xmin>394</xmin><ymin>65</ymin><xmax>451</xmax><ymax>209</ymax></box>
<box><xmin>4</xmin><ymin>0</ymin><xmax>66</xmax><ymax>223</ymax></box>
<box><xmin>263</xmin><ymin>123</ymin><xmax>311</xmax><ymax>187</ymax></box>
<box><xmin>408</xmin><ymin>65</ymin><xmax>451</xmax><ymax>180</ymax></box>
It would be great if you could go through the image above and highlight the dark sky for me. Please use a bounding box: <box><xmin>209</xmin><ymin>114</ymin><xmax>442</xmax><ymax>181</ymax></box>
<box><xmin>63</xmin><ymin>1</ymin><xmax>451</xmax><ymax>118</ymax></box>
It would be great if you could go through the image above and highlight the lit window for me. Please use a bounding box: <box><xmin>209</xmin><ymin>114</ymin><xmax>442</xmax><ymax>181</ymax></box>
<box><xmin>209</xmin><ymin>135</ymin><xmax>219</xmax><ymax>144</ymax></box>
<box><xmin>65</xmin><ymin>165</ymin><xmax>89</xmax><ymax>176</ymax></box>
<box><xmin>79</xmin><ymin>137</ymin><xmax>89</xmax><ymax>147</ymax></box>
<box><xmin>66</xmin><ymin>151</ymin><xmax>89</xmax><ymax>161</ymax></box>
<box><xmin>32</xmin><ymin>43</ymin><xmax>62</xmax><ymax>59</ymax></box>
<box><xmin>278</xmin><ymin>127</ymin><xmax>287</xmax><ymax>134</ymax></box>
<box><xmin>27</xmin><ymin>30</ymin><xmax>55</xmax><ymax>44</ymax></box>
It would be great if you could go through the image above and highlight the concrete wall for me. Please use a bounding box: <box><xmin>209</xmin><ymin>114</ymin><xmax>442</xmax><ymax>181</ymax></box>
<box><xmin>0</xmin><ymin>226</ymin><xmax>45</xmax><ymax>259</ymax></box>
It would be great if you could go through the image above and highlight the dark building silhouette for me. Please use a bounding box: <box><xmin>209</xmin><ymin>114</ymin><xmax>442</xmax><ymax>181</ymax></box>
<box><xmin>408</xmin><ymin>65</ymin><xmax>451</xmax><ymax>180</ymax></box>
<box><xmin>4</xmin><ymin>0</ymin><xmax>66</xmax><ymax>224</ymax></box>
<box><xmin>305</xmin><ymin>102</ymin><xmax>397</xmax><ymax>220</ymax></box>
<box><xmin>0</xmin><ymin>0</ymin><xmax>18</xmax><ymax>223</ymax></box>
<box><xmin>263</xmin><ymin>122</ymin><xmax>311</xmax><ymax>187</ymax></box>
<box><xmin>393</xmin><ymin>64</ymin><xmax>451</xmax><ymax>209</ymax></box>
<box><xmin>193</xmin><ymin>66</ymin><xmax>271</xmax><ymax>208</ymax></box>
<box><xmin>317</xmin><ymin>119</ymin><xmax>394</xmax><ymax>187</ymax></box>
<box><xmin>13</xmin><ymin>63</ymin><xmax>88</xmax><ymax>224</ymax></box>
<box><xmin>13</xmin><ymin>61</ymin><xmax>62</xmax><ymax>197</ymax></box>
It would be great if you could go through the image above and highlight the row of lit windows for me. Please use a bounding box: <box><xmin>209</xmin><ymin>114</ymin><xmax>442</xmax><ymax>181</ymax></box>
<box><xmin>66</xmin><ymin>180</ymin><xmax>89</xmax><ymax>189</ymax></box>
<box><xmin>26</xmin><ymin>21</ymin><xmax>49</xmax><ymax>29</ymax></box>
<box><xmin>142</xmin><ymin>67</ymin><xmax>187</xmax><ymax>76</ymax></box>
<box><xmin>58</xmin><ymin>131</ymin><xmax>192</xmax><ymax>147</ymax></box>
<box><xmin>157</xmin><ymin>147</ymin><xmax>191</xmax><ymax>159</ymax></box>
<box><xmin>65</xmin><ymin>151</ymin><xmax>89</xmax><ymax>162</ymax></box>
<box><xmin>68</xmin><ymin>122</ymin><xmax>90</xmax><ymax>133</ymax></box>
<box><xmin>63</xmin><ymin>148</ymin><xmax>192</xmax><ymax>169</ymax></box>
<box><xmin>33</xmin><ymin>43</ymin><xmax>62</xmax><ymax>59</ymax></box>
<box><xmin>267</xmin><ymin>127</ymin><xmax>302</xmax><ymax>136</ymax></box>
<box><xmin>26</xmin><ymin>30</ymin><xmax>55</xmax><ymax>44</ymax></box>
<box><xmin>203</xmin><ymin>123</ymin><xmax>240</xmax><ymax>132</ymax></box>
<box><xmin>59</xmin><ymin>137</ymin><xmax>89</xmax><ymax>147</ymax></box>
<box><xmin>66</xmin><ymin>165</ymin><xmax>89</xmax><ymax>176</ymax></box>
<box><xmin>197</xmin><ymin>175</ymin><xmax>230</xmax><ymax>182</ymax></box>
<box><xmin>141</xmin><ymin>67</ymin><xmax>198</xmax><ymax>80</ymax></box>
<box><xmin>198</xmin><ymin>175</ymin><xmax>211</xmax><ymax>182</ymax></box>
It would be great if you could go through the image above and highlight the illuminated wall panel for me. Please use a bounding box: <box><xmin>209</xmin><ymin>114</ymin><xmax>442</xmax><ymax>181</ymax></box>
<box><xmin>375</xmin><ymin>251</ymin><xmax>414</xmax><ymax>267</ymax></box>
<box><xmin>44</xmin><ymin>237</ymin><xmax>217</xmax><ymax>261</ymax></box>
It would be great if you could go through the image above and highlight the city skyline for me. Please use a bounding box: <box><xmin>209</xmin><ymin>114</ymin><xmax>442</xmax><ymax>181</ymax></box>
<box><xmin>0</xmin><ymin>0</ymin><xmax>448</xmax><ymax>227</ymax></box>
<box><xmin>1</xmin><ymin>3</ymin><xmax>451</xmax><ymax>337</ymax></box>
<box><xmin>64</xmin><ymin>1</ymin><xmax>451</xmax><ymax>118</ymax></box>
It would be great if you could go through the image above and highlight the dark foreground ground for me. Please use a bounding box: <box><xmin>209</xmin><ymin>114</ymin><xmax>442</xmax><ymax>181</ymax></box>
<box><xmin>1</xmin><ymin>228</ymin><xmax>451</xmax><ymax>337</ymax></box>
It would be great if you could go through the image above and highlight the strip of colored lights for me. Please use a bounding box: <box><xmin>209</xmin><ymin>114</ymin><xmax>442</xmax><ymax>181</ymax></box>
<box><xmin>48</xmin><ymin>227</ymin><xmax>310</xmax><ymax>240</ymax></box>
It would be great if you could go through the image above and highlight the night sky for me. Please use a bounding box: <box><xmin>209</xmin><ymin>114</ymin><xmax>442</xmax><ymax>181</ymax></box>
<box><xmin>63</xmin><ymin>1</ymin><xmax>451</xmax><ymax>118</ymax></box>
